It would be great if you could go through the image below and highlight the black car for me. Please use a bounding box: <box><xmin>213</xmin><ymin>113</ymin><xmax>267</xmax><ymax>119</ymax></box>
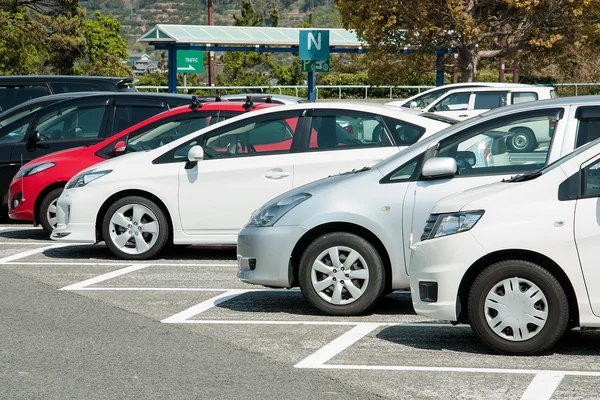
<box><xmin>0</xmin><ymin>76</ymin><xmax>136</xmax><ymax>112</ymax></box>
<box><xmin>0</xmin><ymin>92</ymin><xmax>193</xmax><ymax>211</ymax></box>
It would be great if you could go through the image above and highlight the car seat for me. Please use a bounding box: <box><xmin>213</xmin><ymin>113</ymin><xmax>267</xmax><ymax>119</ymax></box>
<box><xmin>316</xmin><ymin>117</ymin><xmax>338</xmax><ymax>149</ymax></box>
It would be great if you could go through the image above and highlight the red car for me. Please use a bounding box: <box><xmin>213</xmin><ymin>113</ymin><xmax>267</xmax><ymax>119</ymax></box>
<box><xmin>9</xmin><ymin>100</ymin><xmax>277</xmax><ymax>234</ymax></box>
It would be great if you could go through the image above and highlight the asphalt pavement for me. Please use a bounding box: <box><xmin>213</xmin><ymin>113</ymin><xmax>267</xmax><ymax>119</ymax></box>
<box><xmin>1</xmin><ymin>223</ymin><xmax>599</xmax><ymax>400</ymax></box>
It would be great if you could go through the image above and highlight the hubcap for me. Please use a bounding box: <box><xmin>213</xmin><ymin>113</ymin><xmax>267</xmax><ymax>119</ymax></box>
<box><xmin>484</xmin><ymin>277</ymin><xmax>548</xmax><ymax>342</ymax></box>
<box><xmin>511</xmin><ymin>133</ymin><xmax>529</xmax><ymax>150</ymax></box>
<box><xmin>310</xmin><ymin>246</ymin><xmax>369</xmax><ymax>305</ymax></box>
<box><xmin>108</xmin><ymin>204</ymin><xmax>159</xmax><ymax>255</ymax></box>
<box><xmin>46</xmin><ymin>198</ymin><xmax>58</xmax><ymax>229</ymax></box>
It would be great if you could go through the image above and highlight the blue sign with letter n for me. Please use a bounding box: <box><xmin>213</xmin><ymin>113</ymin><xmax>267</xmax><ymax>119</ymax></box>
<box><xmin>299</xmin><ymin>30</ymin><xmax>330</xmax><ymax>61</ymax></box>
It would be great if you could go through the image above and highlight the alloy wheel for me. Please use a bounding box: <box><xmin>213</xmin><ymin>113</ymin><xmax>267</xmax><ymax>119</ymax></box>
<box><xmin>108</xmin><ymin>203</ymin><xmax>160</xmax><ymax>255</ymax></box>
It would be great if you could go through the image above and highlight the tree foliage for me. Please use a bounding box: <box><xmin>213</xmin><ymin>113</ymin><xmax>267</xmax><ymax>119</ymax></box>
<box><xmin>336</xmin><ymin>0</ymin><xmax>600</xmax><ymax>82</ymax></box>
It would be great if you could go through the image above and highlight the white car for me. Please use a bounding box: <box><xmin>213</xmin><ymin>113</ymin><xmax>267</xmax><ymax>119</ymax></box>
<box><xmin>236</xmin><ymin>96</ymin><xmax>600</xmax><ymax>316</ymax></box>
<box><xmin>393</xmin><ymin>86</ymin><xmax>557</xmax><ymax>152</ymax></box>
<box><xmin>50</xmin><ymin>103</ymin><xmax>451</xmax><ymax>259</ymax></box>
<box><xmin>409</xmin><ymin>137</ymin><xmax>600</xmax><ymax>355</ymax></box>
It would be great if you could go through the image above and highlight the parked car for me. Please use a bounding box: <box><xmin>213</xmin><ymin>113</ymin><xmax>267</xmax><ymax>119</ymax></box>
<box><xmin>235</xmin><ymin>96</ymin><xmax>600</xmax><ymax>316</ymax></box>
<box><xmin>0</xmin><ymin>92</ymin><xmax>195</xmax><ymax>214</ymax></box>
<box><xmin>9</xmin><ymin>99</ymin><xmax>277</xmax><ymax>234</ymax></box>
<box><xmin>50</xmin><ymin>103</ymin><xmax>452</xmax><ymax>259</ymax></box>
<box><xmin>386</xmin><ymin>82</ymin><xmax>555</xmax><ymax>110</ymax></box>
<box><xmin>396</xmin><ymin>86</ymin><xmax>556</xmax><ymax>153</ymax></box>
<box><xmin>0</xmin><ymin>76</ymin><xmax>136</xmax><ymax>112</ymax></box>
<box><xmin>409</xmin><ymin>137</ymin><xmax>600</xmax><ymax>355</ymax></box>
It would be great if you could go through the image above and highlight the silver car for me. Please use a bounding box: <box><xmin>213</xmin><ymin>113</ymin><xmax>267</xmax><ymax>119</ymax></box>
<box><xmin>237</xmin><ymin>96</ymin><xmax>600</xmax><ymax>316</ymax></box>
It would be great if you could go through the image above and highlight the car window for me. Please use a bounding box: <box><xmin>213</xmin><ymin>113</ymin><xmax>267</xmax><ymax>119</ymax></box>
<box><xmin>473</xmin><ymin>92</ymin><xmax>507</xmax><ymax>110</ymax></box>
<box><xmin>34</xmin><ymin>104</ymin><xmax>106</xmax><ymax>140</ymax></box>
<box><xmin>0</xmin><ymin>106</ymin><xmax>43</xmax><ymax>128</ymax></box>
<box><xmin>0</xmin><ymin>85</ymin><xmax>49</xmax><ymax>112</ymax></box>
<box><xmin>512</xmin><ymin>92</ymin><xmax>538</xmax><ymax>104</ymax></box>
<box><xmin>583</xmin><ymin>159</ymin><xmax>600</xmax><ymax>197</ymax></box>
<box><xmin>50</xmin><ymin>82</ymin><xmax>104</xmax><ymax>93</ymax></box>
<box><xmin>382</xmin><ymin>116</ymin><xmax>426</xmax><ymax>146</ymax></box>
<box><xmin>113</xmin><ymin>105</ymin><xmax>166</xmax><ymax>134</ymax></box>
<box><xmin>402</xmin><ymin>89</ymin><xmax>449</xmax><ymax>109</ymax></box>
<box><xmin>308</xmin><ymin>115</ymin><xmax>391</xmax><ymax>150</ymax></box>
<box><xmin>430</xmin><ymin>93</ymin><xmax>470</xmax><ymax>112</ymax></box>
<box><xmin>436</xmin><ymin>110</ymin><xmax>560</xmax><ymax>177</ymax></box>
<box><xmin>387</xmin><ymin>155</ymin><xmax>424</xmax><ymax>182</ymax></box>
<box><xmin>126</xmin><ymin>117</ymin><xmax>212</xmax><ymax>153</ymax></box>
<box><xmin>0</xmin><ymin>120</ymin><xmax>30</xmax><ymax>144</ymax></box>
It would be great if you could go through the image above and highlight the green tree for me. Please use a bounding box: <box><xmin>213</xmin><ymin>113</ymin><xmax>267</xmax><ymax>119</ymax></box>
<box><xmin>79</xmin><ymin>10</ymin><xmax>132</xmax><ymax>76</ymax></box>
<box><xmin>336</xmin><ymin>0</ymin><xmax>600</xmax><ymax>82</ymax></box>
<box><xmin>0</xmin><ymin>11</ymin><xmax>48</xmax><ymax>74</ymax></box>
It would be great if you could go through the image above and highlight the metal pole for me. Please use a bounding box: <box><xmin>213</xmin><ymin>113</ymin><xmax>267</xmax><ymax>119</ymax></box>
<box><xmin>208</xmin><ymin>0</ymin><xmax>215</xmax><ymax>93</ymax></box>
<box><xmin>183</xmin><ymin>74</ymin><xmax>187</xmax><ymax>93</ymax></box>
<box><xmin>499</xmin><ymin>57</ymin><xmax>505</xmax><ymax>82</ymax></box>
<box><xmin>168</xmin><ymin>44</ymin><xmax>177</xmax><ymax>93</ymax></box>
<box><xmin>435</xmin><ymin>51</ymin><xmax>445</xmax><ymax>86</ymax></box>
<box><xmin>308</xmin><ymin>67</ymin><xmax>316</xmax><ymax>102</ymax></box>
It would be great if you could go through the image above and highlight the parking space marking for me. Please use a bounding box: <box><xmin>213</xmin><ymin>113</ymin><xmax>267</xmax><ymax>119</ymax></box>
<box><xmin>60</xmin><ymin>264</ymin><xmax>152</xmax><ymax>290</ymax></box>
<box><xmin>162</xmin><ymin>290</ymin><xmax>250</xmax><ymax>323</ymax></box>
<box><xmin>0</xmin><ymin>242</ymin><xmax>50</xmax><ymax>245</ymax></box>
<box><xmin>295</xmin><ymin>324</ymin><xmax>381</xmax><ymax>368</ymax></box>
<box><xmin>6</xmin><ymin>262</ymin><xmax>238</xmax><ymax>267</ymax></box>
<box><xmin>0</xmin><ymin>243</ymin><xmax>69</xmax><ymax>264</ymax></box>
<box><xmin>521</xmin><ymin>371</ymin><xmax>565</xmax><ymax>400</ymax></box>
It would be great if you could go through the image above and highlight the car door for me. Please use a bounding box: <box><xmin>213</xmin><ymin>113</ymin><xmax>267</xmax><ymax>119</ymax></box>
<box><xmin>10</xmin><ymin>98</ymin><xmax>110</xmax><ymax>165</ymax></box>
<box><xmin>293</xmin><ymin>110</ymin><xmax>402</xmax><ymax>187</ymax></box>
<box><xmin>174</xmin><ymin>110</ymin><xmax>302</xmax><ymax>239</ymax></box>
<box><xmin>400</xmin><ymin>108</ymin><xmax>563</xmax><ymax>273</ymax></box>
<box><xmin>427</xmin><ymin>92</ymin><xmax>472</xmax><ymax>120</ymax></box>
<box><xmin>0</xmin><ymin>116</ymin><xmax>34</xmax><ymax>207</ymax></box>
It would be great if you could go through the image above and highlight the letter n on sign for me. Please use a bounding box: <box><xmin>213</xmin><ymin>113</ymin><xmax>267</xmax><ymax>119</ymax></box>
<box><xmin>299</xmin><ymin>30</ymin><xmax>330</xmax><ymax>61</ymax></box>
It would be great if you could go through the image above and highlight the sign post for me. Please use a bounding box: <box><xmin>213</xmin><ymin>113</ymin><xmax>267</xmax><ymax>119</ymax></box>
<box><xmin>299</xmin><ymin>30</ymin><xmax>330</xmax><ymax>102</ymax></box>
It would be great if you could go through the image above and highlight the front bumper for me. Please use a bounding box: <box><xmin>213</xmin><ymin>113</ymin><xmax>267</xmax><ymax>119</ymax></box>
<box><xmin>409</xmin><ymin>232</ymin><xmax>486</xmax><ymax>322</ymax></box>
<box><xmin>8</xmin><ymin>180</ymin><xmax>34</xmax><ymax>221</ymax></box>
<box><xmin>237</xmin><ymin>225</ymin><xmax>309</xmax><ymax>288</ymax></box>
<box><xmin>50</xmin><ymin>187</ymin><xmax>105</xmax><ymax>243</ymax></box>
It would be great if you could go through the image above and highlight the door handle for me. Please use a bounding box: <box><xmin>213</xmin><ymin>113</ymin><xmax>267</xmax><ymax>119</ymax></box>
<box><xmin>264</xmin><ymin>169</ymin><xmax>290</xmax><ymax>180</ymax></box>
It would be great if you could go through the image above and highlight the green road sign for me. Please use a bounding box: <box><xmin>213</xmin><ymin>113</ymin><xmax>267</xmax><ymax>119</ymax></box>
<box><xmin>302</xmin><ymin>60</ymin><xmax>330</xmax><ymax>73</ymax></box>
<box><xmin>299</xmin><ymin>30</ymin><xmax>330</xmax><ymax>61</ymax></box>
<box><xmin>177</xmin><ymin>50</ymin><xmax>204</xmax><ymax>74</ymax></box>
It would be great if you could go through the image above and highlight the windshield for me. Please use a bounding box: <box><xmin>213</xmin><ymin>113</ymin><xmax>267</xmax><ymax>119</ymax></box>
<box><xmin>403</xmin><ymin>90</ymin><xmax>447</xmax><ymax>109</ymax></box>
<box><xmin>0</xmin><ymin>106</ymin><xmax>42</xmax><ymax>128</ymax></box>
<box><xmin>126</xmin><ymin>117</ymin><xmax>211</xmax><ymax>153</ymax></box>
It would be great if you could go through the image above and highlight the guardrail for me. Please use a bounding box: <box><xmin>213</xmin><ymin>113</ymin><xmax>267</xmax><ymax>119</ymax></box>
<box><xmin>135</xmin><ymin>83</ymin><xmax>600</xmax><ymax>99</ymax></box>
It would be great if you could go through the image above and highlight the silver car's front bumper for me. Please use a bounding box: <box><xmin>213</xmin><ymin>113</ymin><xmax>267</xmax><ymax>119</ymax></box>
<box><xmin>237</xmin><ymin>225</ymin><xmax>309</xmax><ymax>288</ymax></box>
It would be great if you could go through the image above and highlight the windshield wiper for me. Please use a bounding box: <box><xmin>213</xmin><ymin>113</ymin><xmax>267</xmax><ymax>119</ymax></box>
<box><xmin>503</xmin><ymin>170</ymin><xmax>542</xmax><ymax>183</ymax></box>
<box><xmin>352</xmin><ymin>166</ymin><xmax>371</xmax><ymax>173</ymax></box>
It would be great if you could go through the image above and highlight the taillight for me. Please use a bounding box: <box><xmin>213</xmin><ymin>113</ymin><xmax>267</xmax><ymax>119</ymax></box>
<box><xmin>343</xmin><ymin>125</ymin><xmax>354</xmax><ymax>135</ymax></box>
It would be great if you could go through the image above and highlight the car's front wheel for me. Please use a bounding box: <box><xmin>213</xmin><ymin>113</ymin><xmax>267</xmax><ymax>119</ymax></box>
<box><xmin>468</xmin><ymin>260</ymin><xmax>569</xmax><ymax>355</ymax></box>
<box><xmin>40</xmin><ymin>188</ymin><xmax>63</xmax><ymax>235</ymax></box>
<box><xmin>507</xmin><ymin>128</ymin><xmax>537</xmax><ymax>153</ymax></box>
<box><xmin>102</xmin><ymin>196</ymin><xmax>169</xmax><ymax>260</ymax></box>
<box><xmin>298</xmin><ymin>232</ymin><xmax>385</xmax><ymax>316</ymax></box>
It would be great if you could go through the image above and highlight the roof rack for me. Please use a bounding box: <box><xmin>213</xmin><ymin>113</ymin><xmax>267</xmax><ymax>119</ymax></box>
<box><xmin>190</xmin><ymin>95</ymin><xmax>222</xmax><ymax>110</ymax></box>
<box><xmin>242</xmin><ymin>96</ymin><xmax>258</xmax><ymax>111</ymax></box>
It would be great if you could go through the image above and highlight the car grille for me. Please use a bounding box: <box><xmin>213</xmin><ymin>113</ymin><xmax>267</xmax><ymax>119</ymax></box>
<box><xmin>421</xmin><ymin>214</ymin><xmax>438</xmax><ymax>241</ymax></box>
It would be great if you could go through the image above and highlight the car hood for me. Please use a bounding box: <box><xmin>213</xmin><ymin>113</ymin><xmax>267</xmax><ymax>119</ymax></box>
<box><xmin>431</xmin><ymin>181</ymin><xmax>518</xmax><ymax>214</ymax></box>
<box><xmin>20</xmin><ymin>146</ymin><xmax>87</xmax><ymax>169</ymax></box>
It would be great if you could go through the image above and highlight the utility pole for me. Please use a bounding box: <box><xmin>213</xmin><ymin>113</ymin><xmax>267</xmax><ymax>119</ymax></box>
<box><xmin>208</xmin><ymin>0</ymin><xmax>215</xmax><ymax>91</ymax></box>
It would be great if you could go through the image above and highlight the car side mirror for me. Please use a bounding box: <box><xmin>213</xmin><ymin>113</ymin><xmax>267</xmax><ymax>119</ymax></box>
<box><xmin>409</xmin><ymin>101</ymin><xmax>418</xmax><ymax>109</ymax></box>
<box><xmin>185</xmin><ymin>145</ymin><xmax>204</xmax><ymax>169</ymax></box>
<box><xmin>29</xmin><ymin>130</ymin><xmax>41</xmax><ymax>143</ymax></box>
<box><xmin>112</xmin><ymin>140</ymin><xmax>126</xmax><ymax>156</ymax></box>
<box><xmin>421</xmin><ymin>157</ymin><xmax>458</xmax><ymax>179</ymax></box>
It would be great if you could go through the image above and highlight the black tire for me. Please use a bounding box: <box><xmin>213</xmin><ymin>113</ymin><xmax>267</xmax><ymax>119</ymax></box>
<box><xmin>102</xmin><ymin>196</ymin><xmax>169</xmax><ymax>260</ymax></box>
<box><xmin>507</xmin><ymin>128</ymin><xmax>537</xmax><ymax>153</ymax></box>
<box><xmin>468</xmin><ymin>260</ymin><xmax>569</xmax><ymax>356</ymax></box>
<box><xmin>40</xmin><ymin>188</ymin><xmax>63</xmax><ymax>235</ymax></box>
<box><xmin>298</xmin><ymin>232</ymin><xmax>385</xmax><ymax>316</ymax></box>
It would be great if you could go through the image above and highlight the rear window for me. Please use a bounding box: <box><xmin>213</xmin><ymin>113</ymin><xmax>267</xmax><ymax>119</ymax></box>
<box><xmin>0</xmin><ymin>85</ymin><xmax>50</xmax><ymax>112</ymax></box>
<box><xmin>512</xmin><ymin>92</ymin><xmax>538</xmax><ymax>104</ymax></box>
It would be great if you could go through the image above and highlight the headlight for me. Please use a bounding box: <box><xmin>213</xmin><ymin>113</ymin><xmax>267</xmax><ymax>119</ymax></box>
<box><xmin>66</xmin><ymin>170</ymin><xmax>112</xmax><ymax>189</ymax></box>
<box><xmin>247</xmin><ymin>193</ymin><xmax>311</xmax><ymax>227</ymax></box>
<box><xmin>421</xmin><ymin>211</ymin><xmax>484</xmax><ymax>241</ymax></box>
<box><xmin>15</xmin><ymin>162</ymin><xmax>55</xmax><ymax>179</ymax></box>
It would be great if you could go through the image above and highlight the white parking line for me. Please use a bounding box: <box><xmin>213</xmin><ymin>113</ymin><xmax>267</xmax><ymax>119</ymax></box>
<box><xmin>5</xmin><ymin>261</ymin><xmax>238</xmax><ymax>267</ymax></box>
<box><xmin>0</xmin><ymin>242</ymin><xmax>51</xmax><ymax>245</ymax></box>
<box><xmin>295</xmin><ymin>324</ymin><xmax>381</xmax><ymax>368</ymax></box>
<box><xmin>521</xmin><ymin>371</ymin><xmax>565</xmax><ymax>400</ymax></box>
<box><xmin>162</xmin><ymin>290</ymin><xmax>250</xmax><ymax>323</ymax></box>
<box><xmin>60</xmin><ymin>264</ymin><xmax>152</xmax><ymax>290</ymax></box>
<box><xmin>0</xmin><ymin>243</ymin><xmax>69</xmax><ymax>264</ymax></box>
